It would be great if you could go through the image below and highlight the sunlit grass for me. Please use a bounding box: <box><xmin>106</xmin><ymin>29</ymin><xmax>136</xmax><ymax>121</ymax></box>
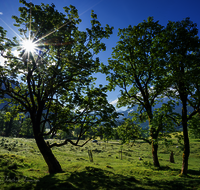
<box><xmin>0</xmin><ymin>136</ymin><xmax>200</xmax><ymax>189</ymax></box>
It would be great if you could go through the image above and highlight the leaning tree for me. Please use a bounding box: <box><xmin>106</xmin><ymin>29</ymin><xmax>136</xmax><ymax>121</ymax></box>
<box><xmin>0</xmin><ymin>0</ymin><xmax>118</xmax><ymax>173</ymax></box>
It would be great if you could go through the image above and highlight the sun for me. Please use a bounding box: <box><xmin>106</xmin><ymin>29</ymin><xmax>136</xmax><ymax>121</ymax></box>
<box><xmin>21</xmin><ymin>39</ymin><xmax>37</xmax><ymax>53</ymax></box>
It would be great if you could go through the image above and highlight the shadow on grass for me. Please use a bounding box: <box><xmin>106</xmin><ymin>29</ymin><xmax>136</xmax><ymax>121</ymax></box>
<box><xmin>35</xmin><ymin>166</ymin><xmax>141</xmax><ymax>190</ymax></box>
<box><xmin>142</xmin><ymin>175</ymin><xmax>200</xmax><ymax>190</ymax></box>
<box><xmin>141</xmin><ymin>166</ymin><xmax>200</xmax><ymax>190</ymax></box>
<box><xmin>155</xmin><ymin>166</ymin><xmax>200</xmax><ymax>177</ymax></box>
<box><xmin>187</xmin><ymin>169</ymin><xmax>200</xmax><ymax>176</ymax></box>
<box><xmin>34</xmin><ymin>166</ymin><xmax>200</xmax><ymax>190</ymax></box>
<box><xmin>0</xmin><ymin>169</ymin><xmax>39</xmax><ymax>190</ymax></box>
<box><xmin>2</xmin><ymin>166</ymin><xmax>199</xmax><ymax>190</ymax></box>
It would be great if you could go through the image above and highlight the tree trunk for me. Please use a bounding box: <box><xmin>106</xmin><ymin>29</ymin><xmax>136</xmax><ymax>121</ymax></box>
<box><xmin>181</xmin><ymin>102</ymin><xmax>190</xmax><ymax>175</ymax></box>
<box><xmin>180</xmin><ymin>93</ymin><xmax>190</xmax><ymax>175</ymax></box>
<box><xmin>5</xmin><ymin>118</ymin><xmax>13</xmax><ymax>137</ymax></box>
<box><xmin>148</xmin><ymin>108</ymin><xmax>160</xmax><ymax>168</ymax></box>
<box><xmin>32</xmin><ymin>115</ymin><xmax>62</xmax><ymax>174</ymax></box>
<box><xmin>181</xmin><ymin>136</ymin><xmax>189</xmax><ymax>175</ymax></box>
<box><xmin>35</xmin><ymin>134</ymin><xmax>62</xmax><ymax>174</ymax></box>
<box><xmin>170</xmin><ymin>151</ymin><xmax>175</xmax><ymax>163</ymax></box>
<box><xmin>152</xmin><ymin>140</ymin><xmax>160</xmax><ymax>167</ymax></box>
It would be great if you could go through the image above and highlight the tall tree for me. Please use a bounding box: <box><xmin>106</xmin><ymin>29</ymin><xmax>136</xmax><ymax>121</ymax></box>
<box><xmin>163</xmin><ymin>18</ymin><xmax>200</xmax><ymax>175</ymax></box>
<box><xmin>0</xmin><ymin>0</ymin><xmax>116</xmax><ymax>174</ymax></box>
<box><xmin>102</xmin><ymin>17</ymin><xmax>177</xmax><ymax>167</ymax></box>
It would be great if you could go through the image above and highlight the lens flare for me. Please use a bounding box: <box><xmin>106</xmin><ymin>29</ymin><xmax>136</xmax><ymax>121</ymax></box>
<box><xmin>21</xmin><ymin>39</ymin><xmax>36</xmax><ymax>53</ymax></box>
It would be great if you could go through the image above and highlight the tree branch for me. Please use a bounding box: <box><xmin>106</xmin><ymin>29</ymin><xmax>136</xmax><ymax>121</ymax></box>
<box><xmin>47</xmin><ymin>138</ymin><xmax>92</xmax><ymax>148</ymax></box>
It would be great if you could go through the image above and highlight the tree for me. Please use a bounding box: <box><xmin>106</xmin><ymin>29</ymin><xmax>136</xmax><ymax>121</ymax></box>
<box><xmin>117</xmin><ymin>118</ymin><xmax>150</xmax><ymax>145</ymax></box>
<box><xmin>101</xmin><ymin>17</ymin><xmax>178</xmax><ymax>167</ymax></box>
<box><xmin>163</xmin><ymin>18</ymin><xmax>200</xmax><ymax>175</ymax></box>
<box><xmin>0</xmin><ymin>0</ymin><xmax>117</xmax><ymax>174</ymax></box>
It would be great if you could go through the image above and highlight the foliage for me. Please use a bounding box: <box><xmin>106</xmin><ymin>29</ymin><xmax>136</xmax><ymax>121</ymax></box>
<box><xmin>117</xmin><ymin>118</ymin><xmax>149</xmax><ymax>144</ymax></box>
<box><xmin>150</xmin><ymin>101</ymin><xmax>181</xmax><ymax>135</ymax></box>
<box><xmin>0</xmin><ymin>106</ymin><xmax>22</xmax><ymax>137</ymax></box>
<box><xmin>0</xmin><ymin>0</ymin><xmax>116</xmax><ymax>140</ymax></box>
<box><xmin>163</xmin><ymin>18</ymin><xmax>200</xmax><ymax>113</ymax></box>
<box><xmin>19</xmin><ymin>117</ymin><xmax>34</xmax><ymax>138</ymax></box>
<box><xmin>188</xmin><ymin>113</ymin><xmax>200</xmax><ymax>139</ymax></box>
<box><xmin>117</xmin><ymin>101</ymin><xmax>181</xmax><ymax>145</ymax></box>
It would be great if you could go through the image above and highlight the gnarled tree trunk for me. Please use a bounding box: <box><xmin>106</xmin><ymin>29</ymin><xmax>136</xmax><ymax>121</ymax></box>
<box><xmin>32</xmin><ymin>114</ymin><xmax>62</xmax><ymax>174</ymax></box>
<box><xmin>34</xmin><ymin>134</ymin><xmax>62</xmax><ymax>174</ymax></box>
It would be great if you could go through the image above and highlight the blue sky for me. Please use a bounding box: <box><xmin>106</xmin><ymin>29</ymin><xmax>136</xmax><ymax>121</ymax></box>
<box><xmin>1</xmin><ymin>0</ymin><xmax>200</xmax><ymax>110</ymax></box>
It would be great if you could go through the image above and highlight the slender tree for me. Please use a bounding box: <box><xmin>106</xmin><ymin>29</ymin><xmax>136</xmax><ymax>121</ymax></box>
<box><xmin>0</xmin><ymin>0</ymin><xmax>116</xmax><ymax>173</ymax></box>
<box><xmin>102</xmin><ymin>17</ymin><xmax>177</xmax><ymax>167</ymax></box>
<box><xmin>163</xmin><ymin>18</ymin><xmax>200</xmax><ymax>175</ymax></box>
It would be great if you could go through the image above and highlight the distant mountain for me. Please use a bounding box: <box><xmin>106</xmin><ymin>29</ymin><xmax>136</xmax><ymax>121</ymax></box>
<box><xmin>116</xmin><ymin>97</ymin><xmax>194</xmax><ymax>129</ymax></box>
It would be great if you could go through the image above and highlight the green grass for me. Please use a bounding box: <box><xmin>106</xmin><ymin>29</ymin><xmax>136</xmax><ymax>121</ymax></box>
<box><xmin>0</xmin><ymin>137</ymin><xmax>200</xmax><ymax>189</ymax></box>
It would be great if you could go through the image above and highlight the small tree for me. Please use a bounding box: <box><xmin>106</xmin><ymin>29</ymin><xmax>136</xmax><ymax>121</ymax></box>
<box><xmin>0</xmin><ymin>0</ymin><xmax>117</xmax><ymax>173</ymax></box>
<box><xmin>117</xmin><ymin>118</ymin><xmax>150</xmax><ymax>145</ymax></box>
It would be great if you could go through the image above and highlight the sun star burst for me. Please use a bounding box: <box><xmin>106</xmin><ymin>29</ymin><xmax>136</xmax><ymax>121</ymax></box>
<box><xmin>21</xmin><ymin>39</ymin><xmax>37</xmax><ymax>53</ymax></box>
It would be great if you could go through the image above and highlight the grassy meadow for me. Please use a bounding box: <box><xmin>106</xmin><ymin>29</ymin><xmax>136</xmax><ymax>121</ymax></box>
<box><xmin>0</xmin><ymin>135</ymin><xmax>200</xmax><ymax>190</ymax></box>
